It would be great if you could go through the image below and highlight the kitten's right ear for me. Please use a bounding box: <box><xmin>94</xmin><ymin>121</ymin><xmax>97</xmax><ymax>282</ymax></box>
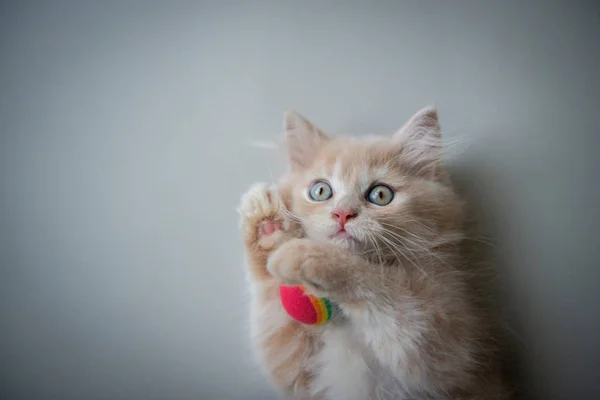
<box><xmin>392</xmin><ymin>106</ymin><xmax>442</xmax><ymax>178</ymax></box>
<box><xmin>284</xmin><ymin>110</ymin><xmax>328</xmax><ymax>170</ymax></box>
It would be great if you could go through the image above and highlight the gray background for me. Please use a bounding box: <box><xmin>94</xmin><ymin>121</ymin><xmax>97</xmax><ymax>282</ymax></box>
<box><xmin>1</xmin><ymin>1</ymin><xmax>598</xmax><ymax>399</ymax></box>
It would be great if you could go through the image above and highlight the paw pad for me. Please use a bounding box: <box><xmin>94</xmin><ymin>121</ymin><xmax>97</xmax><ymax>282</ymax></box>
<box><xmin>259</xmin><ymin>220</ymin><xmax>283</xmax><ymax>236</ymax></box>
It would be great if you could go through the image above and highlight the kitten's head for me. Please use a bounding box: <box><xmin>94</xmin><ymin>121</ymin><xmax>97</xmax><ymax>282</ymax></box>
<box><xmin>279</xmin><ymin>107</ymin><xmax>464</xmax><ymax>260</ymax></box>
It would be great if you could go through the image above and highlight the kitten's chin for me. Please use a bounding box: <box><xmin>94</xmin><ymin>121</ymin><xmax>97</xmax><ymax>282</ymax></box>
<box><xmin>327</xmin><ymin>235</ymin><xmax>362</xmax><ymax>251</ymax></box>
<box><xmin>307</xmin><ymin>228</ymin><xmax>364</xmax><ymax>251</ymax></box>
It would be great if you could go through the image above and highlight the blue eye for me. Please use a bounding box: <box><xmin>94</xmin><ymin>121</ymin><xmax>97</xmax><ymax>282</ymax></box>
<box><xmin>367</xmin><ymin>184</ymin><xmax>394</xmax><ymax>206</ymax></box>
<box><xmin>309</xmin><ymin>181</ymin><xmax>333</xmax><ymax>201</ymax></box>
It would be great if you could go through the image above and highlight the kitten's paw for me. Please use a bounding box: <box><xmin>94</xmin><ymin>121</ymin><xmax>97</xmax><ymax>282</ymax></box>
<box><xmin>239</xmin><ymin>182</ymin><xmax>289</xmax><ymax>250</ymax></box>
<box><xmin>239</xmin><ymin>182</ymin><xmax>280</xmax><ymax>220</ymax></box>
<box><xmin>267</xmin><ymin>239</ymin><xmax>337</xmax><ymax>297</ymax></box>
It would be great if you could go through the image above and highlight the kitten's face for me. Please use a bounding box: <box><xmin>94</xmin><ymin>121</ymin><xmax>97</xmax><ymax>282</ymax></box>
<box><xmin>280</xmin><ymin>108</ymin><xmax>463</xmax><ymax>260</ymax></box>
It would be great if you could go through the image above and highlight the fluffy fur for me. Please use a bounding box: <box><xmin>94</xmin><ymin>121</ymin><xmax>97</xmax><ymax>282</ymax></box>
<box><xmin>239</xmin><ymin>107</ymin><xmax>510</xmax><ymax>399</ymax></box>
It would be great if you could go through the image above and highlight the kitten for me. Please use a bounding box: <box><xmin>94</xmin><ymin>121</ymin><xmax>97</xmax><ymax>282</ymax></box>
<box><xmin>239</xmin><ymin>107</ymin><xmax>510</xmax><ymax>400</ymax></box>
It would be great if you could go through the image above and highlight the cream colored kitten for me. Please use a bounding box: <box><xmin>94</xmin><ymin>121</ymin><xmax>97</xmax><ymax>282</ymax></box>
<box><xmin>239</xmin><ymin>107</ymin><xmax>510</xmax><ymax>400</ymax></box>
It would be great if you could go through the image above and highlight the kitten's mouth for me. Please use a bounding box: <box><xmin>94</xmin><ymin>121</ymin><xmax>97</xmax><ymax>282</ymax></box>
<box><xmin>331</xmin><ymin>229</ymin><xmax>354</xmax><ymax>240</ymax></box>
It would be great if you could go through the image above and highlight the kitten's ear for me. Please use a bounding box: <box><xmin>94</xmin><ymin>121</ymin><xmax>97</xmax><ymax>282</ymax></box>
<box><xmin>393</xmin><ymin>106</ymin><xmax>442</xmax><ymax>178</ymax></box>
<box><xmin>284</xmin><ymin>110</ymin><xmax>328</xmax><ymax>170</ymax></box>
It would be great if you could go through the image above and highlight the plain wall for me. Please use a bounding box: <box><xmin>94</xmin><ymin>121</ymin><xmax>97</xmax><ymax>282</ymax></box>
<box><xmin>1</xmin><ymin>1</ymin><xmax>599</xmax><ymax>399</ymax></box>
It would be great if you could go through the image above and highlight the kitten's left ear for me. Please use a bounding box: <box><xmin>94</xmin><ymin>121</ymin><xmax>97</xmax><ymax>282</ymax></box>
<box><xmin>393</xmin><ymin>106</ymin><xmax>442</xmax><ymax>178</ymax></box>
<box><xmin>284</xmin><ymin>110</ymin><xmax>329</xmax><ymax>170</ymax></box>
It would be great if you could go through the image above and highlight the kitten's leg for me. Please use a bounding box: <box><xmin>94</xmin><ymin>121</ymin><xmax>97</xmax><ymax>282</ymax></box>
<box><xmin>239</xmin><ymin>184</ymin><xmax>317</xmax><ymax>399</ymax></box>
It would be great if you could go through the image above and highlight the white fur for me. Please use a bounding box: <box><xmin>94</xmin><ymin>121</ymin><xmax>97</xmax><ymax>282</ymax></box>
<box><xmin>308</xmin><ymin>318</ymin><xmax>413</xmax><ymax>400</ymax></box>
<box><xmin>330</xmin><ymin>159</ymin><xmax>347</xmax><ymax>203</ymax></box>
<box><xmin>310</xmin><ymin>328</ymin><xmax>373</xmax><ymax>400</ymax></box>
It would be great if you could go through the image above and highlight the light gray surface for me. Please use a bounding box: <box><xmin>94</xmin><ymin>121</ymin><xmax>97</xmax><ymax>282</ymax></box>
<box><xmin>1</xmin><ymin>1</ymin><xmax>598</xmax><ymax>399</ymax></box>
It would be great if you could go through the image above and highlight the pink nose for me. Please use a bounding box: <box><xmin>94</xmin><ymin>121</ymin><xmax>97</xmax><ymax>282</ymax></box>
<box><xmin>332</xmin><ymin>209</ymin><xmax>357</xmax><ymax>227</ymax></box>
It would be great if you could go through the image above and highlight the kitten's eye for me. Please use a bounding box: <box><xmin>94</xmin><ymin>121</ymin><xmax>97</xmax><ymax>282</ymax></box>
<box><xmin>367</xmin><ymin>184</ymin><xmax>394</xmax><ymax>206</ymax></box>
<box><xmin>308</xmin><ymin>180</ymin><xmax>333</xmax><ymax>201</ymax></box>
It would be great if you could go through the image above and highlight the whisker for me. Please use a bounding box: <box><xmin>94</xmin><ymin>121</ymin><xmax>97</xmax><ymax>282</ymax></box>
<box><xmin>378</xmin><ymin>221</ymin><xmax>432</xmax><ymax>243</ymax></box>
<box><xmin>364</xmin><ymin>229</ymin><xmax>386</xmax><ymax>282</ymax></box>
<box><xmin>280</xmin><ymin>204</ymin><xmax>303</xmax><ymax>223</ymax></box>
<box><xmin>377</xmin><ymin>226</ymin><xmax>452</xmax><ymax>269</ymax></box>
<box><xmin>373</xmin><ymin>232</ymin><xmax>430</xmax><ymax>278</ymax></box>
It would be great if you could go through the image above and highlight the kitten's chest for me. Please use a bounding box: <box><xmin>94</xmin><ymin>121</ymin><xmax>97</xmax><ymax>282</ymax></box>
<box><xmin>313</xmin><ymin>326</ymin><xmax>407</xmax><ymax>400</ymax></box>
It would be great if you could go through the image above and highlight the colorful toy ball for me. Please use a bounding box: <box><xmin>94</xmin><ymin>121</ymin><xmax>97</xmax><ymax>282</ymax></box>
<box><xmin>279</xmin><ymin>285</ymin><xmax>333</xmax><ymax>325</ymax></box>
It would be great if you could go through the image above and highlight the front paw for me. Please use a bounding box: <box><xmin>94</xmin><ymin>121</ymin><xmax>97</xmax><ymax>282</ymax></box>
<box><xmin>267</xmin><ymin>239</ymin><xmax>340</xmax><ymax>297</ymax></box>
<box><xmin>238</xmin><ymin>182</ymin><xmax>290</xmax><ymax>250</ymax></box>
